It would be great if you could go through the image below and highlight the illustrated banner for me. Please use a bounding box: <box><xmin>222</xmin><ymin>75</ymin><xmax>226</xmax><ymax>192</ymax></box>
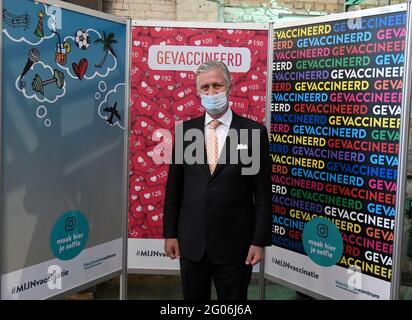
<box><xmin>1</xmin><ymin>0</ymin><xmax>127</xmax><ymax>299</ymax></box>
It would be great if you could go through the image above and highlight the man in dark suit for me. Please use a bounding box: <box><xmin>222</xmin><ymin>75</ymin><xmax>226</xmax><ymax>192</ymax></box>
<box><xmin>163</xmin><ymin>60</ymin><xmax>272</xmax><ymax>300</ymax></box>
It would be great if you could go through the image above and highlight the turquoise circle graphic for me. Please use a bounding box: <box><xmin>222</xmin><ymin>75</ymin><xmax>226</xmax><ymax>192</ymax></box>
<box><xmin>302</xmin><ymin>217</ymin><xmax>343</xmax><ymax>267</ymax></box>
<box><xmin>50</xmin><ymin>210</ymin><xmax>89</xmax><ymax>261</ymax></box>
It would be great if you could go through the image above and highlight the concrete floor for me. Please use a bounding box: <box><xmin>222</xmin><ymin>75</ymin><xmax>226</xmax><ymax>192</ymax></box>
<box><xmin>66</xmin><ymin>274</ymin><xmax>299</xmax><ymax>300</ymax></box>
<box><xmin>65</xmin><ymin>274</ymin><xmax>412</xmax><ymax>300</ymax></box>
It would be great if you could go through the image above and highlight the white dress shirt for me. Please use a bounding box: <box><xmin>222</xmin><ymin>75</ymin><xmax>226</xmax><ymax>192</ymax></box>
<box><xmin>204</xmin><ymin>107</ymin><xmax>233</xmax><ymax>158</ymax></box>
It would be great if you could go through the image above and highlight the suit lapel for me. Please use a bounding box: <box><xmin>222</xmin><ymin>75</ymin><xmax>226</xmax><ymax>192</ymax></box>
<box><xmin>211</xmin><ymin>112</ymin><xmax>244</xmax><ymax>179</ymax></box>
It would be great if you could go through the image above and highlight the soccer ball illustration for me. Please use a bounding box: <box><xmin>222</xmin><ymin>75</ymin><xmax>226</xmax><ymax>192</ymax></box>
<box><xmin>75</xmin><ymin>30</ymin><xmax>90</xmax><ymax>50</ymax></box>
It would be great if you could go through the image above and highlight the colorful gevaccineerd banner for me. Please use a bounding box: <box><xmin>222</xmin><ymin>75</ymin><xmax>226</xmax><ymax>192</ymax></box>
<box><xmin>129</xmin><ymin>22</ymin><xmax>270</xmax><ymax>271</ymax></box>
<box><xmin>265</xmin><ymin>5</ymin><xmax>407</xmax><ymax>299</ymax></box>
<box><xmin>1</xmin><ymin>0</ymin><xmax>127</xmax><ymax>299</ymax></box>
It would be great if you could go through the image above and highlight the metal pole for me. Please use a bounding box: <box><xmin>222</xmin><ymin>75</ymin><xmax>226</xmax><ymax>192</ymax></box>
<box><xmin>259</xmin><ymin>22</ymin><xmax>274</xmax><ymax>301</ymax></box>
<box><xmin>390</xmin><ymin>2</ymin><xmax>412</xmax><ymax>300</ymax></box>
<box><xmin>120</xmin><ymin>17</ymin><xmax>132</xmax><ymax>300</ymax></box>
<box><xmin>258</xmin><ymin>259</ymin><xmax>265</xmax><ymax>300</ymax></box>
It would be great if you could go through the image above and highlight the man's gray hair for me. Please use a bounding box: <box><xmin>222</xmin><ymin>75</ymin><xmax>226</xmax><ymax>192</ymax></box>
<box><xmin>195</xmin><ymin>60</ymin><xmax>231</xmax><ymax>89</ymax></box>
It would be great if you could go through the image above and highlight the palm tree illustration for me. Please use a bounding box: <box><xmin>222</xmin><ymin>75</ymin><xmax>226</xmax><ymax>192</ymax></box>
<box><xmin>94</xmin><ymin>32</ymin><xmax>117</xmax><ymax>68</ymax></box>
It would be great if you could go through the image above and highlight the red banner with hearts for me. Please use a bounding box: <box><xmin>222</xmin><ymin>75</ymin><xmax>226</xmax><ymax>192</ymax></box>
<box><xmin>129</xmin><ymin>25</ymin><xmax>269</xmax><ymax>240</ymax></box>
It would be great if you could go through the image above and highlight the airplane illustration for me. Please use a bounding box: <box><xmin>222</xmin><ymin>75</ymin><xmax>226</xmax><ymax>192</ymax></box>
<box><xmin>103</xmin><ymin>101</ymin><xmax>121</xmax><ymax>125</ymax></box>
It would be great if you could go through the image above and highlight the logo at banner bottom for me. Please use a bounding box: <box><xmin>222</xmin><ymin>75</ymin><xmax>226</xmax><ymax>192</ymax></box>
<box><xmin>302</xmin><ymin>217</ymin><xmax>343</xmax><ymax>267</ymax></box>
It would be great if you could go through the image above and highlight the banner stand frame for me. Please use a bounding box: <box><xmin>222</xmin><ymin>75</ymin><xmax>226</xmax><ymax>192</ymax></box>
<box><xmin>0</xmin><ymin>0</ymin><xmax>3</xmax><ymax>302</ymax></box>
<box><xmin>260</xmin><ymin>22</ymin><xmax>275</xmax><ymax>301</ymax></box>
<box><xmin>120</xmin><ymin>17</ymin><xmax>132</xmax><ymax>301</ymax></box>
<box><xmin>264</xmin><ymin>3</ymin><xmax>409</xmax><ymax>300</ymax></box>
<box><xmin>128</xmin><ymin>21</ymin><xmax>271</xmax><ymax>289</ymax></box>
<box><xmin>391</xmin><ymin>0</ymin><xmax>412</xmax><ymax>300</ymax></box>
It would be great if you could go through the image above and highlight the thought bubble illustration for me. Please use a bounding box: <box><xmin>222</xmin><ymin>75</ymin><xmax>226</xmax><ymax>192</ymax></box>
<box><xmin>56</xmin><ymin>29</ymin><xmax>117</xmax><ymax>81</ymax></box>
<box><xmin>98</xmin><ymin>83</ymin><xmax>125</xmax><ymax>129</ymax></box>
<box><xmin>16</xmin><ymin>61</ymin><xmax>66</xmax><ymax>103</ymax></box>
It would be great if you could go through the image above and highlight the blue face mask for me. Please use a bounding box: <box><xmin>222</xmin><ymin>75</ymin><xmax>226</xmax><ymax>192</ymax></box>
<box><xmin>200</xmin><ymin>92</ymin><xmax>228</xmax><ymax>115</ymax></box>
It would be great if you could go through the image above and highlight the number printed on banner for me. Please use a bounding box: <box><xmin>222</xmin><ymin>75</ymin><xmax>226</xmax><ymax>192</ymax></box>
<box><xmin>149</xmin><ymin>70</ymin><xmax>175</xmax><ymax>86</ymax></box>
<box><xmin>146</xmin><ymin>166</ymin><xmax>169</xmax><ymax>187</ymax></box>
<box><xmin>156</xmin><ymin>98</ymin><xmax>172</xmax><ymax>111</ymax></box>
<box><xmin>137</xmin><ymin>96</ymin><xmax>158</xmax><ymax>116</ymax></box>
<box><xmin>138</xmin><ymin>80</ymin><xmax>159</xmax><ymax>99</ymax></box>
<box><xmin>176</xmin><ymin>71</ymin><xmax>196</xmax><ymax>85</ymax></box>
<box><xmin>172</xmin><ymin>94</ymin><xmax>200</xmax><ymax>117</ymax></box>
<box><xmin>221</xmin><ymin>29</ymin><xmax>250</xmax><ymax>41</ymax></box>
<box><xmin>247</xmin><ymin>36</ymin><xmax>268</xmax><ymax>51</ymax></box>
<box><xmin>134</xmin><ymin>36</ymin><xmax>152</xmax><ymax>49</ymax></box>
<box><xmin>171</xmin><ymin>33</ymin><xmax>187</xmax><ymax>45</ymax></box>
<box><xmin>146</xmin><ymin>209</ymin><xmax>163</xmax><ymax>227</ymax></box>
<box><xmin>136</xmin><ymin>116</ymin><xmax>157</xmax><ymax>135</ymax></box>
<box><xmin>173</xmin><ymin>86</ymin><xmax>197</xmax><ymax>101</ymax></box>
<box><xmin>153</xmin><ymin>109</ymin><xmax>175</xmax><ymax>130</ymax></box>
<box><xmin>248</xmin><ymin>90</ymin><xmax>266</xmax><ymax>108</ymax></box>
<box><xmin>138</xmin><ymin>186</ymin><xmax>165</xmax><ymax>205</ymax></box>
<box><xmin>130</xmin><ymin>131</ymin><xmax>146</xmax><ymax>152</ymax></box>
<box><xmin>132</xmin><ymin>151</ymin><xmax>154</xmax><ymax>173</ymax></box>
<box><xmin>229</xmin><ymin>96</ymin><xmax>250</xmax><ymax>114</ymax></box>
<box><xmin>154</xmin><ymin>37</ymin><xmax>177</xmax><ymax>46</ymax></box>
<box><xmin>234</xmin><ymin>81</ymin><xmax>265</xmax><ymax>97</ymax></box>
<box><xmin>188</xmin><ymin>33</ymin><xmax>218</xmax><ymax>46</ymax></box>
<box><xmin>150</xmin><ymin>26</ymin><xmax>177</xmax><ymax>38</ymax></box>
<box><xmin>132</xmin><ymin>47</ymin><xmax>145</xmax><ymax>63</ymax></box>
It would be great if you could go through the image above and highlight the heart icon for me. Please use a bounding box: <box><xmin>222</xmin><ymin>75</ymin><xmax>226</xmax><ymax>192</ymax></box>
<box><xmin>154</xmin><ymin>75</ymin><xmax>160</xmax><ymax>81</ymax></box>
<box><xmin>141</xmin><ymin>121</ymin><xmax>148</xmax><ymax>128</ymax></box>
<box><xmin>252</xmin><ymin>75</ymin><xmax>258</xmax><ymax>80</ymax></box>
<box><xmin>147</xmin><ymin>151</ymin><xmax>153</xmax><ymax>157</ymax></box>
<box><xmin>253</xmin><ymin>96</ymin><xmax>259</xmax><ymax>101</ymax></box>
<box><xmin>131</xmin><ymin>195</ymin><xmax>138</xmax><ymax>200</ymax></box>
<box><xmin>155</xmin><ymin>27</ymin><xmax>161</xmax><ymax>32</ymax></box>
<box><xmin>178</xmin><ymin>92</ymin><xmax>184</xmax><ymax>98</ymax></box>
<box><xmin>180</xmin><ymin>73</ymin><xmax>187</xmax><ymax>78</ymax></box>
<box><xmin>167</xmin><ymin>85</ymin><xmax>174</xmax><ymax>90</ymax></box>
<box><xmin>152</xmin><ymin>215</ymin><xmax>159</xmax><ymax>222</ymax></box>
<box><xmin>134</xmin><ymin>185</ymin><xmax>141</xmax><ymax>191</ymax></box>
<box><xmin>150</xmin><ymin>176</ymin><xmax>157</xmax><ymax>182</ymax></box>
<box><xmin>141</xmin><ymin>81</ymin><xmax>147</xmax><ymax>88</ymax></box>
<box><xmin>227</xmin><ymin>29</ymin><xmax>234</xmax><ymax>34</ymax></box>
<box><xmin>144</xmin><ymin>193</ymin><xmax>151</xmax><ymax>199</ymax></box>
<box><xmin>177</xmin><ymin>105</ymin><xmax>184</xmax><ymax>112</ymax></box>
<box><xmin>138</xmin><ymin>157</ymin><xmax>144</xmax><ymax>163</ymax></box>
<box><xmin>137</xmin><ymin>206</ymin><xmax>143</xmax><ymax>212</ymax></box>
<box><xmin>134</xmin><ymin>40</ymin><xmax>140</xmax><ymax>46</ymax></box>
<box><xmin>148</xmin><ymin>205</ymin><xmax>155</xmax><ymax>211</ymax></box>
<box><xmin>194</xmin><ymin>40</ymin><xmax>201</xmax><ymax>46</ymax></box>
<box><xmin>141</xmin><ymin>101</ymin><xmax>148</xmax><ymax>107</ymax></box>
<box><xmin>241</xmin><ymin>86</ymin><xmax>248</xmax><ymax>92</ymax></box>
<box><xmin>158</xmin><ymin>112</ymin><xmax>165</xmax><ymax>119</ymax></box>
<box><xmin>72</xmin><ymin>58</ymin><xmax>88</xmax><ymax>80</ymax></box>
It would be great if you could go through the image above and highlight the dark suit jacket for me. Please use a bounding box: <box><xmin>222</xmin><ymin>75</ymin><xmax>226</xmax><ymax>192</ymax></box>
<box><xmin>163</xmin><ymin>111</ymin><xmax>272</xmax><ymax>264</ymax></box>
